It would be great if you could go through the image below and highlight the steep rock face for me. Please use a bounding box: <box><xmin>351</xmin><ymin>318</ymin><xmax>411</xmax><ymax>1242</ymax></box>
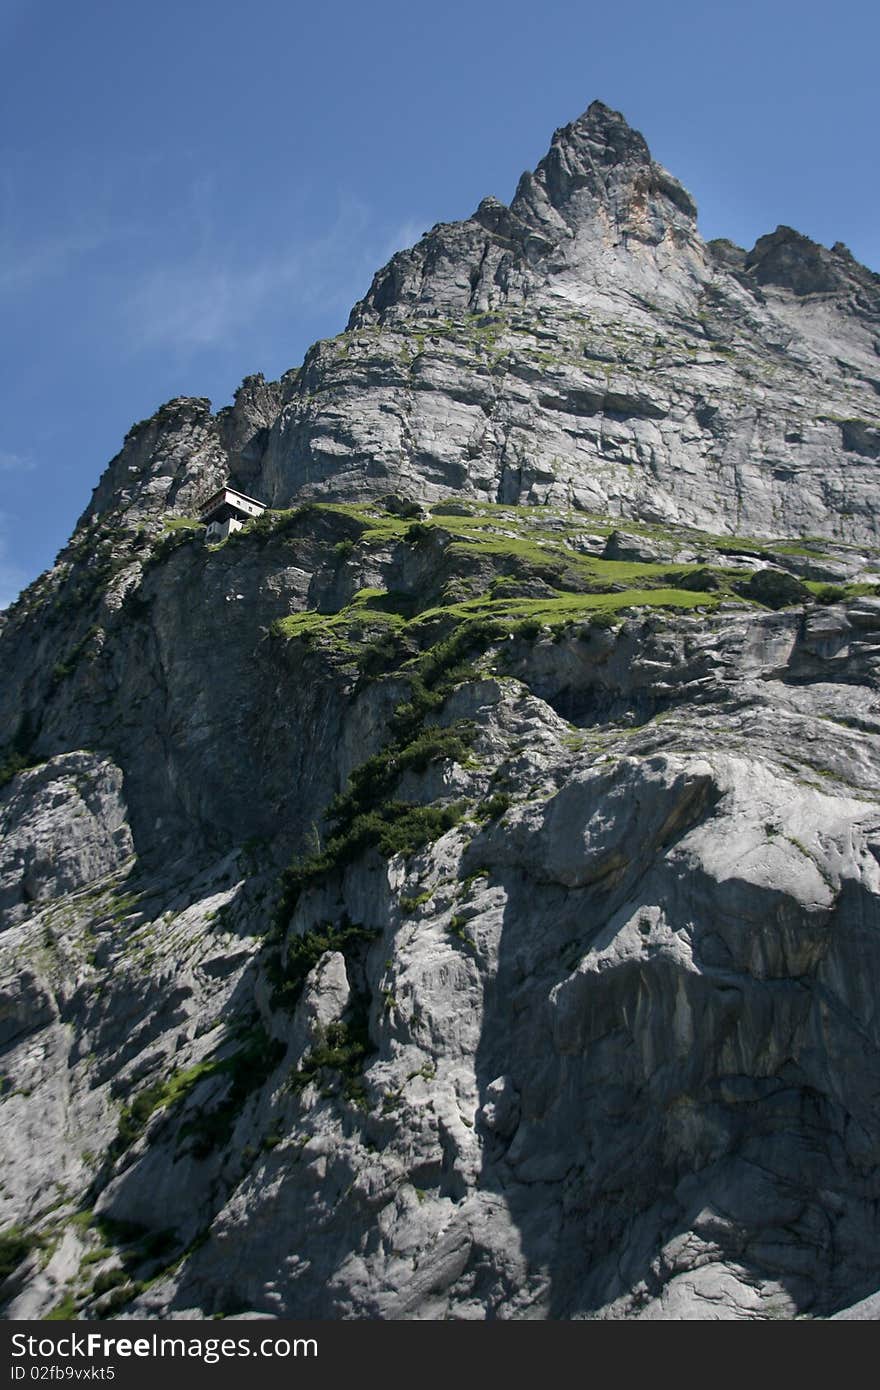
<box><xmin>80</xmin><ymin>377</ymin><xmax>285</xmax><ymax>529</ymax></box>
<box><xmin>0</xmin><ymin>753</ymin><xmax>133</xmax><ymax>927</ymax></box>
<box><xmin>6</xmin><ymin>589</ymin><xmax>880</xmax><ymax>1320</ymax></box>
<box><xmin>82</xmin><ymin>397</ymin><xmax>225</xmax><ymax>526</ymax></box>
<box><xmin>2</xmin><ymin>102</ymin><xmax>880</xmax><ymax>1322</ymax></box>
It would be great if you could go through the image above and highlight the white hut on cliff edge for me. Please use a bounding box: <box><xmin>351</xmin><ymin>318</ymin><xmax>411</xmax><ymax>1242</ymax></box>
<box><xmin>199</xmin><ymin>485</ymin><xmax>266</xmax><ymax>542</ymax></box>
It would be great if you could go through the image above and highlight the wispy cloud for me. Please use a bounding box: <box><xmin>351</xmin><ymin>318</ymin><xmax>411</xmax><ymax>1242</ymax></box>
<box><xmin>0</xmin><ymin>222</ymin><xmax>117</xmax><ymax>297</ymax></box>
<box><xmin>122</xmin><ymin>201</ymin><xmax>426</xmax><ymax>353</ymax></box>
<box><xmin>0</xmin><ymin>447</ymin><xmax>33</xmax><ymax>473</ymax></box>
<box><xmin>0</xmin><ymin>150</ymin><xmax>146</xmax><ymax>299</ymax></box>
<box><xmin>125</xmin><ymin>253</ymin><xmax>303</xmax><ymax>351</ymax></box>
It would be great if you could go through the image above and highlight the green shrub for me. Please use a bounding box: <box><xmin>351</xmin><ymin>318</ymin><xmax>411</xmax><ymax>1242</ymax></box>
<box><xmin>512</xmin><ymin>617</ymin><xmax>543</xmax><ymax>640</ymax></box>
<box><xmin>588</xmin><ymin>609</ymin><xmax>618</xmax><ymax>630</ymax></box>
<box><xmin>270</xmin><ymin>607</ymin><xmax>505</xmax><ymax>940</ymax></box>
<box><xmin>275</xmin><ymin>801</ymin><xmax>466</xmax><ymax>930</ymax></box>
<box><xmin>0</xmin><ymin>715</ymin><xmax>41</xmax><ymax>789</ymax></box>
<box><xmin>288</xmin><ymin>1005</ymin><xmax>373</xmax><ymax>1108</ymax></box>
<box><xmin>812</xmin><ymin>584</ymin><xmax>848</xmax><ymax>604</ymax></box>
<box><xmin>103</xmin><ymin>1281</ymin><xmax>145</xmax><ymax>1315</ymax></box>
<box><xmin>92</xmin><ymin>1268</ymin><xmax>129</xmax><ymax>1297</ymax></box>
<box><xmin>245</xmin><ymin>512</ymin><xmax>280</xmax><ymax>540</ymax></box>
<box><xmin>113</xmin><ymin>1031</ymin><xmax>280</xmax><ymax>1161</ymax></box>
<box><xmin>90</xmin><ymin>1215</ymin><xmax>148</xmax><ymax>1246</ymax></box>
<box><xmin>49</xmin><ymin>625</ymin><xmax>102</xmax><ymax>688</ymax></box>
<box><xmin>329</xmin><ymin>725</ymin><xmax>473</xmax><ymax>827</ymax></box>
<box><xmin>374</xmin><ymin>801</ymin><xmax>467</xmax><ymax>857</ymax></box>
<box><xmin>400</xmin><ymin>891</ymin><xmax>432</xmax><ymax>915</ymax></box>
<box><xmin>0</xmin><ymin>749</ymin><xmax>33</xmax><ymax>790</ymax></box>
<box><xmin>448</xmin><ymin>915</ymin><xmax>477</xmax><ymax>951</ymax></box>
<box><xmin>114</xmin><ymin>1081</ymin><xmax>171</xmax><ymax>1152</ymax></box>
<box><xmin>274</xmin><ymin>711</ymin><xmax>473</xmax><ymax>930</ymax></box>
<box><xmin>404</xmin><ymin>522</ymin><xmax>437</xmax><ymax>546</ymax></box>
<box><xmin>143</xmin><ymin>527</ymin><xmax>196</xmax><ymax>570</ymax></box>
<box><xmin>0</xmin><ymin>1225</ymin><xmax>38</xmax><ymax>1281</ymax></box>
<box><xmin>477</xmin><ymin>793</ymin><xmax>511</xmax><ymax>821</ymax></box>
<box><xmin>269</xmin><ymin>920</ymin><xmax>377</xmax><ymax>1010</ymax></box>
<box><xmin>134</xmin><ymin>1228</ymin><xmax>177</xmax><ymax>1264</ymax></box>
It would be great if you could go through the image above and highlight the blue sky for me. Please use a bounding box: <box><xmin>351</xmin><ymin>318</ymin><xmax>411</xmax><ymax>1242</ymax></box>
<box><xmin>1</xmin><ymin>0</ymin><xmax>878</xmax><ymax>607</ymax></box>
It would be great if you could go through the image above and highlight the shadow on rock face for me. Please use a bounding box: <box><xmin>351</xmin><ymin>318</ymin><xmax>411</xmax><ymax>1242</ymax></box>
<box><xmin>470</xmin><ymin>749</ymin><xmax>880</xmax><ymax>1318</ymax></box>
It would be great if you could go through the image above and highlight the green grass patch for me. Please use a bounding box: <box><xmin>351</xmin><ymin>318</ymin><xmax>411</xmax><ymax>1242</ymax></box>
<box><xmin>805</xmin><ymin>580</ymin><xmax>878</xmax><ymax>602</ymax></box>
<box><xmin>44</xmin><ymin>1295</ymin><xmax>78</xmax><ymax>1321</ymax></box>
<box><xmin>246</xmin><ymin>500</ymin><xmax>774</xmax><ymax>676</ymax></box>
<box><xmin>112</xmin><ymin>1027</ymin><xmax>283</xmax><ymax>1162</ymax></box>
<box><xmin>270</xmin><ymin>587</ymin><xmax>412</xmax><ymax>653</ymax></box>
<box><xmin>177</xmin><ymin>1025</ymin><xmax>286</xmax><ymax>1159</ymax></box>
<box><xmin>111</xmin><ymin>1059</ymin><xmax>226</xmax><ymax>1157</ymax></box>
<box><xmin>311</xmin><ymin>502</ymin><xmax>410</xmax><ymax>546</ymax></box>
<box><xmin>80</xmin><ymin>1245</ymin><xmax>114</xmax><ymax>1268</ymax></box>
<box><xmin>407</xmin><ymin>587</ymin><xmax>718</xmax><ymax>636</ymax></box>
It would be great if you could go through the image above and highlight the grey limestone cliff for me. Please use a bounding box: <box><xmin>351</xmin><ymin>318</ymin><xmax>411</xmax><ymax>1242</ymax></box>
<box><xmin>2</xmin><ymin>101</ymin><xmax>880</xmax><ymax>1321</ymax></box>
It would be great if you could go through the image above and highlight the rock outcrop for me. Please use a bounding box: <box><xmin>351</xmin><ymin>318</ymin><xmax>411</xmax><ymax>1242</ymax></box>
<box><xmin>2</xmin><ymin>101</ymin><xmax>880</xmax><ymax>1322</ymax></box>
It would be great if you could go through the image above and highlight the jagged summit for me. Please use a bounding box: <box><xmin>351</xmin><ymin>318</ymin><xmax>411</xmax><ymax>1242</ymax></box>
<box><xmin>509</xmin><ymin>99</ymin><xmax>698</xmax><ymax>234</ymax></box>
<box><xmin>473</xmin><ymin>101</ymin><xmax>693</xmax><ymax>233</ymax></box>
<box><xmin>706</xmin><ymin>223</ymin><xmax>880</xmax><ymax>310</ymax></box>
<box><xmin>745</xmin><ymin>224</ymin><xmax>880</xmax><ymax>300</ymax></box>
<box><xmin>570</xmin><ymin>96</ymin><xmax>644</xmax><ymax>135</ymax></box>
<box><xmin>351</xmin><ymin>100</ymin><xmax>703</xmax><ymax>329</ymax></box>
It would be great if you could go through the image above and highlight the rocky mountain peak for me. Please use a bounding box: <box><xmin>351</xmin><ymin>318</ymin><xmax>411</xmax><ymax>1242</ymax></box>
<box><xmin>539</xmin><ymin>99</ymin><xmax>655</xmax><ymax>186</ymax></box>
<box><xmin>348</xmin><ymin>100</ymin><xmax>704</xmax><ymax>336</ymax></box>
<box><xmin>509</xmin><ymin>99</ymin><xmax>698</xmax><ymax>240</ymax></box>
<box><xmin>744</xmin><ymin>223</ymin><xmax>880</xmax><ymax>302</ymax></box>
<box><xmin>79</xmin><ymin>396</ymin><xmax>224</xmax><ymax>528</ymax></box>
